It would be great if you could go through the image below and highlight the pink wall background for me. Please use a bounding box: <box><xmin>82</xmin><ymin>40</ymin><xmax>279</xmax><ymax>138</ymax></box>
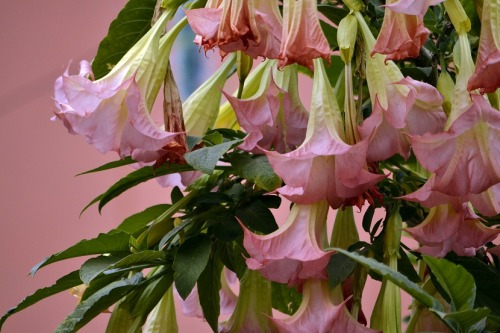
<box><xmin>0</xmin><ymin>2</ymin><xmax>408</xmax><ymax>332</ymax></box>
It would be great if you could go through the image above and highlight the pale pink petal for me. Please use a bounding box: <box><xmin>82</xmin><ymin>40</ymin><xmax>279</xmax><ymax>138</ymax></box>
<box><xmin>385</xmin><ymin>0</ymin><xmax>445</xmax><ymax>18</ymax></box>
<box><xmin>453</xmin><ymin>218</ymin><xmax>500</xmax><ymax>256</ymax></box>
<box><xmin>272</xmin><ymin>279</ymin><xmax>378</xmax><ymax>333</ymax></box>
<box><xmin>401</xmin><ymin>174</ymin><xmax>462</xmax><ymax>210</ymax></box>
<box><xmin>411</xmin><ymin>95</ymin><xmax>500</xmax><ymax>196</ymax></box>
<box><xmin>372</xmin><ymin>5</ymin><xmax>430</xmax><ymax>61</ymax></box>
<box><xmin>278</xmin><ymin>0</ymin><xmax>331</xmax><ymax>70</ymax></box>
<box><xmin>469</xmin><ymin>183</ymin><xmax>500</xmax><ymax>217</ymax></box>
<box><xmin>468</xmin><ymin>0</ymin><xmax>500</xmax><ymax>93</ymax></box>
<box><xmin>242</xmin><ymin>202</ymin><xmax>331</xmax><ymax>286</ymax></box>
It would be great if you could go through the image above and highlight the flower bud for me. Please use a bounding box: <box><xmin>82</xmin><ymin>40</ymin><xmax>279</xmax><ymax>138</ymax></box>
<box><xmin>443</xmin><ymin>0</ymin><xmax>471</xmax><ymax>33</ymax></box>
<box><xmin>337</xmin><ymin>14</ymin><xmax>358</xmax><ymax>64</ymax></box>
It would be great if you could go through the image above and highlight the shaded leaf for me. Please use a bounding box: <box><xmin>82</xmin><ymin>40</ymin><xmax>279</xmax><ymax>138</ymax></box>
<box><xmin>198</xmin><ymin>252</ymin><xmax>223</xmax><ymax>332</ymax></box>
<box><xmin>185</xmin><ymin>140</ymin><xmax>241</xmax><ymax>174</ymax></box>
<box><xmin>271</xmin><ymin>282</ymin><xmax>302</xmax><ymax>316</ymax></box>
<box><xmin>80</xmin><ymin>255</ymin><xmax>126</xmax><ymax>285</ymax></box>
<box><xmin>424</xmin><ymin>256</ymin><xmax>476</xmax><ymax>312</ymax></box>
<box><xmin>332</xmin><ymin>248</ymin><xmax>442</xmax><ymax>311</ymax></box>
<box><xmin>235</xmin><ymin>199</ymin><xmax>278</xmax><ymax>234</ymax></box>
<box><xmin>173</xmin><ymin>234</ymin><xmax>212</xmax><ymax>299</ymax></box>
<box><xmin>114</xmin><ymin>204</ymin><xmax>170</xmax><ymax>233</ymax></box>
<box><xmin>327</xmin><ymin>252</ymin><xmax>357</xmax><ymax>289</ymax></box>
<box><xmin>91</xmin><ymin>0</ymin><xmax>157</xmax><ymax>79</ymax></box>
<box><xmin>76</xmin><ymin>157</ymin><xmax>136</xmax><ymax>176</ymax></box>
<box><xmin>31</xmin><ymin>232</ymin><xmax>131</xmax><ymax>275</ymax></box>
<box><xmin>231</xmin><ymin>154</ymin><xmax>281</xmax><ymax>191</ymax></box>
<box><xmin>55</xmin><ymin>273</ymin><xmax>143</xmax><ymax>333</ymax></box>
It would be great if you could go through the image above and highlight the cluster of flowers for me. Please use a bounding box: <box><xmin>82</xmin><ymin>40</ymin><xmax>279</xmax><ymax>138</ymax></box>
<box><xmin>50</xmin><ymin>0</ymin><xmax>500</xmax><ymax>331</ymax></box>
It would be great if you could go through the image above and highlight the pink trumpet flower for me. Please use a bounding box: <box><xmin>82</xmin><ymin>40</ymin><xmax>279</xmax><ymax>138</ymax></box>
<box><xmin>372</xmin><ymin>0</ymin><xmax>430</xmax><ymax>61</ymax></box>
<box><xmin>385</xmin><ymin>0</ymin><xmax>445</xmax><ymax>18</ymax></box>
<box><xmin>278</xmin><ymin>0</ymin><xmax>331</xmax><ymax>71</ymax></box>
<box><xmin>52</xmin><ymin>12</ymin><xmax>183</xmax><ymax>163</ymax></box>
<box><xmin>185</xmin><ymin>0</ymin><xmax>282</xmax><ymax>59</ymax></box>
<box><xmin>265</xmin><ymin>59</ymin><xmax>383</xmax><ymax>207</ymax></box>
<box><xmin>223</xmin><ymin>64</ymin><xmax>308</xmax><ymax>153</ymax></box>
<box><xmin>468</xmin><ymin>0</ymin><xmax>500</xmax><ymax>93</ymax></box>
<box><xmin>407</xmin><ymin>204</ymin><xmax>499</xmax><ymax>258</ymax></box>
<box><xmin>272</xmin><ymin>279</ymin><xmax>379</xmax><ymax>333</ymax></box>
<box><xmin>242</xmin><ymin>201</ymin><xmax>331</xmax><ymax>286</ymax></box>
<box><xmin>411</xmin><ymin>94</ymin><xmax>500</xmax><ymax>197</ymax></box>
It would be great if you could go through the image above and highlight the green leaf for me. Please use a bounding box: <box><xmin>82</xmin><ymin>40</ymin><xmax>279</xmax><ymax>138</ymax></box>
<box><xmin>235</xmin><ymin>199</ymin><xmax>278</xmax><ymax>234</ymax></box>
<box><xmin>91</xmin><ymin>0</ymin><xmax>157</xmax><ymax>79</ymax></box>
<box><xmin>317</xmin><ymin>4</ymin><xmax>350</xmax><ymax>25</ymax></box>
<box><xmin>173</xmin><ymin>234</ymin><xmax>212</xmax><ymax>299</ymax></box>
<box><xmin>114</xmin><ymin>204</ymin><xmax>170</xmax><ymax>234</ymax></box>
<box><xmin>424</xmin><ymin>256</ymin><xmax>476</xmax><ymax>312</ymax></box>
<box><xmin>185</xmin><ymin>140</ymin><xmax>241</xmax><ymax>174</ymax></box>
<box><xmin>271</xmin><ymin>282</ymin><xmax>302</xmax><ymax>316</ymax></box>
<box><xmin>103</xmin><ymin>251</ymin><xmax>166</xmax><ymax>275</ymax></box>
<box><xmin>95</xmin><ymin>163</ymin><xmax>193</xmax><ymax>212</ymax></box>
<box><xmin>327</xmin><ymin>252</ymin><xmax>357</xmax><ymax>289</ymax></box>
<box><xmin>170</xmin><ymin>186</ymin><xmax>184</xmax><ymax>204</ymax></box>
<box><xmin>80</xmin><ymin>255</ymin><xmax>126</xmax><ymax>285</ymax></box>
<box><xmin>55</xmin><ymin>273</ymin><xmax>143</xmax><ymax>333</ymax></box>
<box><xmin>76</xmin><ymin>157</ymin><xmax>136</xmax><ymax>176</ymax></box>
<box><xmin>443</xmin><ymin>308</ymin><xmax>490</xmax><ymax>333</ymax></box>
<box><xmin>0</xmin><ymin>271</ymin><xmax>82</xmax><ymax>330</ymax></box>
<box><xmin>397</xmin><ymin>248</ymin><xmax>420</xmax><ymax>283</ymax></box>
<box><xmin>231</xmin><ymin>154</ymin><xmax>281</xmax><ymax>191</ymax></box>
<box><xmin>332</xmin><ymin>249</ymin><xmax>442</xmax><ymax>311</ymax></box>
<box><xmin>447</xmin><ymin>255</ymin><xmax>500</xmax><ymax>316</ymax></box>
<box><xmin>198</xmin><ymin>254</ymin><xmax>223</xmax><ymax>332</ymax></box>
<box><xmin>31</xmin><ymin>232</ymin><xmax>131</xmax><ymax>275</ymax></box>
<box><xmin>320</xmin><ymin>20</ymin><xmax>338</xmax><ymax>50</ymax></box>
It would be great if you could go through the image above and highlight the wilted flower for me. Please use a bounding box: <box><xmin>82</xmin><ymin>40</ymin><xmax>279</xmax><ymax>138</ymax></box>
<box><xmin>185</xmin><ymin>0</ymin><xmax>282</xmax><ymax>59</ymax></box>
<box><xmin>468</xmin><ymin>0</ymin><xmax>500</xmax><ymax>93</ymax></box>
<box><xmin>272</xmin><ymin>279</ymin><xmax>378</xmax><ymax>333</ymax></box>
<box><xmin>372</xmin><ymin>0</ymin><xmax>430</xmax><ymax>61</ymax></box>
<box><xmin>278</xmin><ymin>0</ymin><xmax>331</xmax><ymax>70</ymax></box>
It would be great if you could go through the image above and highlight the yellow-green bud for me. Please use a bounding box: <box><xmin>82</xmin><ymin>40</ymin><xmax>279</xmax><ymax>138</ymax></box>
<box><xmin>443</xmin><ymin>0</ymin><xmax>471</xmax><ymax>33</ymax></box>
<box><xmin>342</xmin><ymin>0</ymin><xmax>365</xmax><ymax>12</ymax></box>
<box><xmin>337</xmin><ymin>14</ymin><xmax>358</xmax><ymax>64</ymax></box>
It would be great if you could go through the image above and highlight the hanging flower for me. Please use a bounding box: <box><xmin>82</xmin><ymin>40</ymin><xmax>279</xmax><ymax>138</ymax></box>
<box><xmin>372</xmin><ymin>0</ymin><xmax>430</xmax><ymax>61</ymax></box>
<box><xmin>223</xmin><ymin>63</ymin><xmax>308</xmax><ymax>153</ymax></box>
<box><xmin>278</xmin><ymin>0</ymin><xmax>331</xmax><ymax>71</ymax></box>
<box><xmin>52</xmin><ymin>11</ymin><xmax>185</xmax><ymax>163</ymax></box>
<box><xmin>411</xmin><ymin>94</ymin><xmax>500</xmax><ymax>197</ymax></box>
<box><xmin>406</xmin><ymin>203</ymin><xmax>500</xmax><ymax>257</ymax></box>
<box><xmin>265</xmin><ymin>59</ymin><xmax>383</xmax><ymax>207</ymax></box>
<box><xmin>272</xmin><ymin>279</ymin><xmax>378</xmax><ymax>333</ymax></box>
<box><xmin>185</xmin><ymin>0</ymin><xmax>282</xmax><ymax>59</ymax></box>
<box><xmin>242</xmin><ymin>201</ymin><xmax>331</xmax><ymax>286</ymax></box>
<box><xmin>468</xmin><ymin>0</ymin><xmax>500</xmax><ymax>93</ymax></box>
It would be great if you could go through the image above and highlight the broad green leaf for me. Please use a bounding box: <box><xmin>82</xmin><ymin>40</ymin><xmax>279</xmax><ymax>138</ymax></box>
<box><xmin>80</xmin><ymin>255</ymin><xmax>126</xmax><ymax>285</ymax></box>
<box><xmin>158</xmin><ymin>218</ymin><xmax>191</xmax><ymax>250</ymax></box>
<box><xmin>55</xmin><ymin>273</ymin><xmax>143</xmax><ymax>333</ymax></box>
<box><xmin>230</xmin><ymin>154</ymin><xmax>281</xmax><ymax>192</ymax></box>
<box><xmin>173</xmin><ymin>234</ymin><xmax>212</xmax><ymax>299</ymax></box>
<box><xmin>235</xmin><ymin>199</ymin><xmax>278</xmax><ymax>234</ymax></box>
<box><xmin>94</xmin><ymin>163</ymin><xmax>193</xmax><ymax>212</ymax></box>
<box><xmin>447</xmin><ymin>255</ymin><xmax>500</xmax><ymax>316</ymax></box>
<box><xmin>424</xmin><ymin>256</ymin><xmax>476</xmax><ymax>312</ymax></box>
<box><xmin>91</xmin><ymin>0</ymin><xmax>157</xmax><ymax>79</ymax></box>
<box><xmin>332</xmin><ymin>249</ymin><xmax>442</xmax><ymax>311</ymax></box>
<box><xmin>185</xmin><ymin>140</ymin><xmax>241</xmax><ymax>174</ymax></box>
<box><xmin>116</xmin><ymin>271</ymin><xmax>174</xmax><ymax>332</ymax></box>
<box><xmin>327</xmin><ymin>252</ymin><xmax>357</xmax><ymax>289</ymax></box>
<box><xmin>114</xmin><ymin>204</ymin><xmax>170</xmax><ymax>234</ymax></box>
<box><xmin>104</xmin><ymin>251</ymin><xmax>166</xmax><ymax>275</ymax></box>
<box><xmin>198</xmin><ymin>255</ymin><xmax>223</xmax><ymax>332</ymax></box>
<box><xmin>31</xmin><ymin>232</ymin><xmax>131</xmax><ymax>275</ymax></box>
<box><xmin>317</xmin><ymin>4</ymin><xmax>350</xmax><ymax>25</ymax></box>
<box><xmin>76</xmin><ymin>157</ymin><xmax>136</xmax><ymax>176</ymax></box>
<box><xmin>443</xmin><ymin>308</ymin><xmax>490</xmax><ymax>333</ymax></box>
<box><xmin>271</xmin><ymin>282</ymin><xmax>302</xmax><ymax>316</ymax></box>
<box><xmin>0</xmin><ymin>271</ymin><xmax>82</xmax><ymax>330</ymax></box>
<box><xmin>320</xmin><ymin>20</ymin><xmax>338</xmax><ymax>50</ymax></box>
<box><xmin>397</xmin><ymin>249</ymin><xmax>420</xmax><ymax>283</ymax></box>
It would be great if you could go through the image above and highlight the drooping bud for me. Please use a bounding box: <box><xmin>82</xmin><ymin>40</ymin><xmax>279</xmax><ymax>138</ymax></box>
<box><xmin>337</xmin><ymin>14</ymin><xmax>358</xmax><ymax>64</ymax></box>
<box><xmin>443</xmin><ymin>0</ymin><xmax>471</xmax><ymax>33</ymax></box>
<box><xmin>436</xmin><ymin>66</ymin><xmax>455</xmax><ymax>116</ymax></box>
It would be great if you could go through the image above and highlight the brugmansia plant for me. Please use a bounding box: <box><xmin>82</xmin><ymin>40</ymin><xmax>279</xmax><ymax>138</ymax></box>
<box><xmin>3</xmin><ymin>0</ymin><xmax>500</xmax><ymax>332</ymax></box>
